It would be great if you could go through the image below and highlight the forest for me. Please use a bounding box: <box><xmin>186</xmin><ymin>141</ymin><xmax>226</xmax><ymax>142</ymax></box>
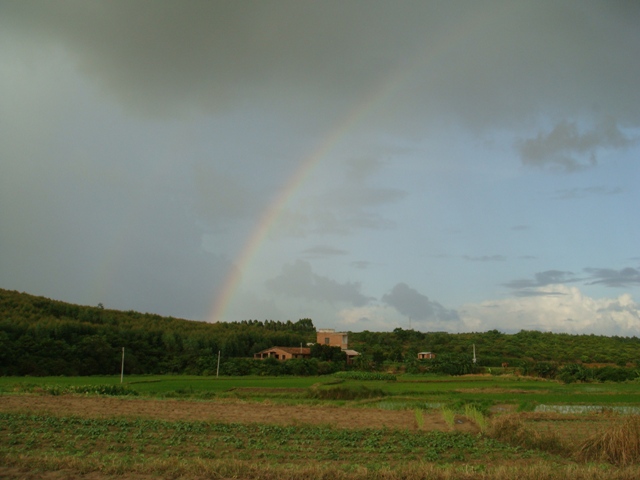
<box><xmin>1</xmin><ymin>288</ymin><xmax>640</xmax><ymax>377</ymax></box>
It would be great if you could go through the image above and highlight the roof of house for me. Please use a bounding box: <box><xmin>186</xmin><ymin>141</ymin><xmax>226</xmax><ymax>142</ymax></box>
<box><xmin>256</xmin><ymin>346</ymin><xmax>311</xmax><ymax>355</ymax></box>
<box><xmin>418</xmin><ymin>351</ymin><xmax>434</xmax><ymax>355</ymax></box>
<box><xmin>343</xmin><ymin>349</ymin><xmax>360</xmax><ymax>356</ymax></box>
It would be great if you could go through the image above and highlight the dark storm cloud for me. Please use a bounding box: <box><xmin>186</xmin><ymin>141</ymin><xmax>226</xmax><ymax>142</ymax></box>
<box><xmin>265</xmin><ymin>260</ymin><xmax>371</xmax><ymax>306</ymax></box>
<box><xmin>382</xmin><ymin>283</ymin><xmax>459</xmax><ymax>322</ymax></box>
<box><xmin>4</xmin><ymin>1</ymin><xmax>640</xmax><ymax>132</ymax></box>
<box><xmin>517</xmin><ymin>118</ymin><xmax>637</xmax><ymax>172</ymax></box>
<box><xmin>585</xmin><ymin>267</ymin><xmax>640</xmax><ymax>287</ymax></box>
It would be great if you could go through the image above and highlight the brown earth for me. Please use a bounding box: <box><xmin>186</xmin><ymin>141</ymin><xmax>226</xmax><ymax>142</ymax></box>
<box><xmin>0</xmin><ymin>394</ymin><xmax>479</xmax><ymax>433</ymax></box>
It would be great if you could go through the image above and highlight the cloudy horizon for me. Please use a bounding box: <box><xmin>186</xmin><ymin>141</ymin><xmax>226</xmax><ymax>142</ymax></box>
<box><xmin>1</xmin><ymin>1</ymin><xmax>639</xmax><ymax>335</ymax></box>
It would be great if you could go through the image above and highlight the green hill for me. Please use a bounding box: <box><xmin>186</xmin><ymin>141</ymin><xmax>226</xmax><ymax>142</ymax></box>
<box><xmin>1</xmin><ymin>288</ymin><xmax>639</xmax><ymax>377</ymax></box>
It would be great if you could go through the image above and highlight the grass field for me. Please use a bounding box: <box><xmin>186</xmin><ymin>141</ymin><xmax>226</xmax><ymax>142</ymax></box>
<box><xmin>3</xmin><ymin>373</ymin><xmax>640</xmax><ymax>479</ymax></box>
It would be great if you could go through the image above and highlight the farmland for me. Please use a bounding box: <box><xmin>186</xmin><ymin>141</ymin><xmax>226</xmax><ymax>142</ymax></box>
<box><xmin>3</xmin><ymin>374</ymin><xmax>640</xmax><ymax>479</ymax></box>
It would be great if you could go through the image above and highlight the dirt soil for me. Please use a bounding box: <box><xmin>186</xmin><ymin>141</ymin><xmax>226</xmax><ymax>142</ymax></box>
<box><xmin>0</xmin><ymin>394</ymin><xmax>478</xmax><ymax>433</ymax></box>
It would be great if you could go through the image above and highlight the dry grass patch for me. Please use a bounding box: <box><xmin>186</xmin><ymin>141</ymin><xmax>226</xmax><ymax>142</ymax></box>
<box><xmin>488</xmin><ymin>413</ymin><xmax>570</xmax><ymax>456</ymax></box>
<box><xmin>577</xmin><ymin>415</ymin><xmax>640</xmax><ymax>466</ymax></box>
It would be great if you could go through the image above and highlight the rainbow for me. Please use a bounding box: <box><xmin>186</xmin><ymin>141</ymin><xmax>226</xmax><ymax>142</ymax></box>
<box><xmin>206</xmin><ymin>63</ymin><xmax>414</xmax><ymax>324</ymax></box>
<box><xmin>208</xmin><ymin>8</ymin><xmax>493</xmax><ymax>323</ymax></box>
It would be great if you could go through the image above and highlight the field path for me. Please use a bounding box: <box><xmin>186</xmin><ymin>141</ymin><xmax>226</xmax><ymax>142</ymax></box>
<box><xmin>0</xmin><ymin>394</ymin><xmax>477</xmax><ymax>432</ymax></box>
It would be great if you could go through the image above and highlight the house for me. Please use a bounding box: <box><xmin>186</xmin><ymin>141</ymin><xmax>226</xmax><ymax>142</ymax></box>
<box><xmin>317</xmin><ymin>328</ymin><xmax>359</xmax><ymax>364</ymax></box>
<box><xmin>418</xmin><ymin>352</ymin><xmax>436</xmax><ymax>360</ymax></box>
<box><xmin>254</xmin><ymin>346</ymin><xmax>311</xmax><ymax>361</ymax></box>
<box><xmin>317</xmin><ymin>329</ymin><xmax>349</xmax><ymax>349</ymax></box>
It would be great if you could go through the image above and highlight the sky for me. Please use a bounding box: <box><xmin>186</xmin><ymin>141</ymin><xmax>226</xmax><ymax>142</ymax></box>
<box><xmin>1</xmin><ymin>1</ymin><xmax>639</xmax><ymax>335</ymax></box>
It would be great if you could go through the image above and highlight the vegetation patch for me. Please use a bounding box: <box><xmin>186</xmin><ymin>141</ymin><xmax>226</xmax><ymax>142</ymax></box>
<box><xmin>307</xmin><ymin>386</ymin><xmax>386</xmax><ymax>401</ymax></box>
<box><xmin>333</xmin><ymin>371</ymin><xmax>397</xmax><ymax>381</ymax></box>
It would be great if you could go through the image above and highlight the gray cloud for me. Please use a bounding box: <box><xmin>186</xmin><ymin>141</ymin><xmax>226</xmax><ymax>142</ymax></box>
<box><xmin>553</xmin><ymin>186</ymin><xmax>624</xmax><ymax>200</ymax></box>
<box><xmin>518</xmin><ymin>118</ymin><xmax>637</xmax><ymax>172</ymax></box>
<box><xmin>505</xmin><ymin>267</ymin><xmax>640</xmax><ymax>296</ymax></box>
<box><xmin>301</xmin><ymin>245</ymin><xmax>348</xmax><ymax>258</ymax></box>
<box><xmin>463</xmin><ymin>255</ymin><xmax>507</xmax><ymax>262</ymax></box>
<box><xmin>504</xmin><ymin>270</ymin><xmax>580</xmax><ymax>295</ymax></box>
<box><xmin>585</xmin><ymin>267</ymin><xmax>640</xmax><ymax>288</ymax></box>
<box><xmin>351</xmin><ymin>261</ymin><xmax>371</xmax><ymax>270</ymax></box>
<box><xmin>279</xmin><ymin>157</ymin><xmax>405</xmax><ymax>237</ymax></box>
<box><xmin>513</xmin><ymin>290</ymin><xmax>568</xmax><ymax>298</ymax></box>
<box><xmin>382</xmin><ymin>283</ymin><xmax>459</xmax><ymax>322</ymax></box>
<box><xmin>265</xmin><ymin>260</ymin><xmax>371</xmax><ymax>306</ymax></box>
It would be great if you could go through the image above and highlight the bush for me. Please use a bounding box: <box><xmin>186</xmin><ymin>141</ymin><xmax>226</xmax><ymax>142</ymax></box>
<box><xmin>533</xmin><ymin>361</ymin><xmax>558</xmax><ymax>379</ymax></box>
<box><xmin>428</xmin><ymin>353</ymin><xmax>474</xmax><ymax>376</ymax></box>
<box><xmin>558</xmin><ymin>363</ymin><xmax>592</xmax><ymax>384</ymax></box>
<box><xmin>593</xmin><ymin>366</ymin><xmax>637</xmax><ymax>382</ymax></box>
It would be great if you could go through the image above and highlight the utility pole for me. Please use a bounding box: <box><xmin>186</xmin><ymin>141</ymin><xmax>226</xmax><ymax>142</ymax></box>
<box><xmin>216</xmin><ymin>350</ymin><xmax>221</xmax><ymax>378</ymax></box>
<box><xmin>472</xmin><ymin>344</ymin><xmax>477</xmax><ymax>364</ymax></box>
<box><xmin>120</xmin><ymin>347</ymin><xmax>125</xmax><ymax>384</ymax></box>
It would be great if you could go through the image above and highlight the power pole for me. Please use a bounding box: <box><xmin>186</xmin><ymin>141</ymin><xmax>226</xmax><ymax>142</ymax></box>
<box><xmin>120</xmin><ymin>347</ymin><xmax>125</xmax><ymax>383</ymax></box>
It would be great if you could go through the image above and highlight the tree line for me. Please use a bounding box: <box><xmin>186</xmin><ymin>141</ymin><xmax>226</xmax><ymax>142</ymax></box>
<box><xmin>2</xmin><ymin>288</ymin><xmax>640</xmax><ymax>377</ymax></box>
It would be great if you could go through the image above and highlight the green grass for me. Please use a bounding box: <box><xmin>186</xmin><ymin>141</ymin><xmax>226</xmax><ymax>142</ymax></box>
<box><xmin>0</xmin><ymin>375</ymin><xmax>326</xmax><ymax>394</ymax></box>
<box><xmin>2</xmin><ymin>374</ymin><xmax>640</xmax><ymax>410</ymax></box>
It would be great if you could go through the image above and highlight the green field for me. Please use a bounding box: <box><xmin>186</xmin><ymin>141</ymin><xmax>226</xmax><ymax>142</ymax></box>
<box><xmin>4</xmin><ymin>374</ymin><xmax>640</xmax><ymax>479</ymax></box>
<box><xmin>2</xmin><ymin>373</ymin><xmax>639</xmax><ymax>408</ymax></box>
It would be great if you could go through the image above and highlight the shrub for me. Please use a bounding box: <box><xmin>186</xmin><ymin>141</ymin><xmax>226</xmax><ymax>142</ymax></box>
<box><xmin>558</xmin><ymin>363</ymin><xmax>592</xmax><ymax>384</ymax></box>
<box><xmin>428</xmin><ymin>353</ymin><xmax>475</xmax><ymax>376</ymax></box>
<box><xmin>593</xmin><ymin>366</ymin><xmax>636</xmax><ymax>383</ymax></box>
<box><xmin>533</xmin><ymin>361</ymin><xmax>558</xmax><ymax>379</ymax></box>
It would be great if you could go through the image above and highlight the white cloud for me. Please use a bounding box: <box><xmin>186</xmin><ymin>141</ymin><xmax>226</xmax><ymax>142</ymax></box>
<box><xmin>338</xmin><ymin>304</ymin><xmax>403</xmax><ymax>331</ymax></box>
<box><xmin>460</xmin><ymin>285</ymin><xmax>640</xmax><ymax>336</ymax></box>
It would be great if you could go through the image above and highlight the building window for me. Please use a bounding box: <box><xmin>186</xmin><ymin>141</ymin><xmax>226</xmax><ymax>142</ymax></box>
<box><xmin>325</xmin><ymin>337</ymin><xmax>330</xmax><ymax>344</ymax></box>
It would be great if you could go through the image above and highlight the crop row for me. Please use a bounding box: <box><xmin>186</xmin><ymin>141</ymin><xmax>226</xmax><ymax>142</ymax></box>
<box><xmin>0</xmin><ymin>412</ymin><xmax>522</xmax><ymax>465</ymax></box>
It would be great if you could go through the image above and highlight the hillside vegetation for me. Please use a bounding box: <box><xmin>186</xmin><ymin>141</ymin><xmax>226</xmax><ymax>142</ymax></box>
<box><xmin>1</xmin><ymin>288</ymin><xmax>640</xmax><ymax>377</ymax></box>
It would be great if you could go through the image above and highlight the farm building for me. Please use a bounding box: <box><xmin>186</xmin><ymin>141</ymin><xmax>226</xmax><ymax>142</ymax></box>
<box><xmin>317</xmin><ymin>329</ymin><xmax>349</xmax><ymax>349</ymax></box>
<box><xmin>343</xmin><ymin>349</ymin><xmax>360</xmax><ymax>365</ymax></box>
<box><xmin>253</xmin><ymin>346</ymin><xmax>311</xmax><ymax>361</ymax></box>
<box><xmin>418</xmin><ymin>352</ymin><xmax>436</xmax><ymax>360</ymax></box>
